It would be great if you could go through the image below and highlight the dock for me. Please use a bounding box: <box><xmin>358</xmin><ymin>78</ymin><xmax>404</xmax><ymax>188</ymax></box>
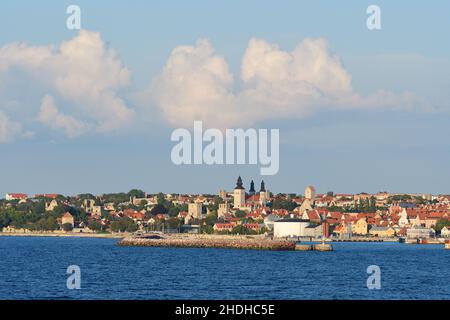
<box><xmin>333</xmin><ymin>237</ymin><xmax>394</xmax><ymax>242</ymax></box>
<box><xmin>295</xmin><ymin>242</ymin><xmax>333</xmax><ymax>251</ymax></box>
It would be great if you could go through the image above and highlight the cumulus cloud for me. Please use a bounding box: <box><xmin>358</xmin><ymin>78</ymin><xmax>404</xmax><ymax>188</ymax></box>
<box><xmin>0</xmin><ymin>30</ymin><xmax>134</xmax><ymax>137</ymax></box>
<box><xmin>152</xmin><ymin>37</ymin><xmax>426</xmax><ymax>128</ymax></box>
<box><xmin>152</xmin><ymin>39</ymin><xmax>237</xmax><ymax>128</ymax></box>
<box><xmin>38</xmin><ymin>95</ymin><xmax>88</xmax><ymax>138</ymax></box>
<box><xmin>0</xmin><ymin>33</ymin><xmax>436</xmax><ymax>139</ymax></box>
<box><xmin>0</xmin><ymin>111</ymin><xmax>26</xmax><ymax>143</ymax></box>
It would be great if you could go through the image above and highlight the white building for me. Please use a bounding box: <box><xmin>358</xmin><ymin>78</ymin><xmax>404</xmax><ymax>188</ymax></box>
<box><xmin>304</xmin><ymin>224</ymin><xmax>324</xmax><ymax>238</ymax></box>
<box><xmin>5</xmin><ymin>193</ymin><xmax>28</xmax><ymax>201</ymax></box>
<box><xmin>398</xmin><ymin>208</ymin><xmax>410</xmax><ymax>227</ymax></box>
<box><xmin>273</xmin><ymin>218</ymin><xmax>310</xmax><ymax>238</ymax></box>
<box><xmin>406</xmin><ymin>225</ymin><xmax>435</xmax><ymax>239</ymax></box>
<box><xmin>441</xmin><ymin>226</ymin><xmax>450</xmax><ymax>238</ymax></box>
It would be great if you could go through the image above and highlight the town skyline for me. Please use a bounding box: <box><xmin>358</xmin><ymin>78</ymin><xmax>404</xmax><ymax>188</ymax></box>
<box><xmin>2</xmin><ymin>181</ymin><xmax>445</xmax><ymax>201</ymax></box>
<box><xmin>2</xmin><ymin>174</ymin><xmax>444</xmax><ymax>203</ymax></box>
<box><xmin>2</xmin><ymin>175</ymin><xmax>449</xmax><ymax>241</ymax></box>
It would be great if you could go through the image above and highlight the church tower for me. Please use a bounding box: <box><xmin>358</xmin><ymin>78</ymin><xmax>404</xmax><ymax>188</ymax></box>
<box><xmin>305</xmin><ymin>185</ymin><xmax>316</xmax><ymax>200</ymax></box>
<box><xmin>249</xmin><ymin>180</ymin><xmax>256</xmax><ymax>196</ymax></box>
<box><xmin>233</xmin><ymin>176</ymin><xmax>246</xmax><ymax>209</ymax></box>
<box><xmin>259</xmin><ymin>180</ymin><xmax>267</xmax><ymax>205</ymax></box>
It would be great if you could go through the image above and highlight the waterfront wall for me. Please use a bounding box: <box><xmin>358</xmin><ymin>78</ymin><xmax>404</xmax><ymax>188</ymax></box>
<box><xmin>118</xmin><ymin>236</ymin><xmax>296</xmax><ymax>251</ymax></box>
<box><xmin>0</xmin><ymin>231</ymin><xmax>126</xmax><ymax>239</ymax></box>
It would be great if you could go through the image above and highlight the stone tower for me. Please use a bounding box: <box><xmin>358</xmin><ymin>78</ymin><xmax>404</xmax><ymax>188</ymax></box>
<box><xmin>305</xmin><ymin>185</ymin><xmax>316</xmax><ymax>200</ymax></box>
<box><xmin>233</xmin><ymin>176</ymin><xmax>246</xmax><ymax>209</ymax></box>
<box><xmin>259</xmin><ymin>180</ymin><xmax>267</xmax><ymax>205</ymax></box>
<box><xmin>218</xmin><ymin>202</ymin><xmax>230</xmax><ymax>218</ymax></box>
<box><xmin>188</xmin><ymin>201</ymin><xmax>203</xmax><ymax>220</ymax></box>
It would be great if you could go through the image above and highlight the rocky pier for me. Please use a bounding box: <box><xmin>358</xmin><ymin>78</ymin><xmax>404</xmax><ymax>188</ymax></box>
<box><xmin>117</xmin><ymin>235</ymin><xmax>296</xmax><ymax>251</ymax></box>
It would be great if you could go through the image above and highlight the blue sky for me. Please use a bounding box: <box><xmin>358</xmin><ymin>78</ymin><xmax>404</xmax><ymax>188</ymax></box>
<box><xmin>1</xmin><ymin>1</ymin><xmax>450</xmax><ymax>196</ymax></box>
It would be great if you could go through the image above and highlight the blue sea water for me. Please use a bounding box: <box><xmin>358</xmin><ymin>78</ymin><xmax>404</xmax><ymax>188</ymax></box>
<box><xmin>0</xmin><ymin>236</ymin><xmax>449</xmax><ymax>300</ymax></box>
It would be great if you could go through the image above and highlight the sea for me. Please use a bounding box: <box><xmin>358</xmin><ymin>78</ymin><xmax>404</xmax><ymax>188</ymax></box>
<box><xmin>0</xmin><ymin>236</ymin><xmax>449</xmax><ymax>300</ymax></box>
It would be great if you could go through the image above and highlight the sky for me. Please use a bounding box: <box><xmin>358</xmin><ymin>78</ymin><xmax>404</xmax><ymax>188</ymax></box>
<box><xmin>1</xmin><ymin>0</ymin><xmax>450</xmax><ymax>196</ymax></box>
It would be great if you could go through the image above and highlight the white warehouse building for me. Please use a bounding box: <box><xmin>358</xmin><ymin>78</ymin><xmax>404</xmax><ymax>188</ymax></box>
<box><xmin>273</xmin><ymin>218</ymin><xmax>311</xmax><ymax>238</ymax></box>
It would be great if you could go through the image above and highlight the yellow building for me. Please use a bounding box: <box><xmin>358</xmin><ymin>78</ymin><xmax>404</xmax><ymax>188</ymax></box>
<box><xmin>45</xmin><ymin>199</ymin><xmax>58</xmax><ymax>212</ymax></box>
<box><xmin>352</xmin><ymin>218</ymin><xmax>368</xmax><ymax>235</ymax></box>
<box><xmin>369</xmin><ymin>226</ymin><xmax>395</xmax><ymax>237</ymax></box>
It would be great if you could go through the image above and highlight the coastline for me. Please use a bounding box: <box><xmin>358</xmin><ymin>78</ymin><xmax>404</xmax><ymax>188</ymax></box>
<box><xmin>0</xmin><ymin>232</ymin><xmax>127</xmax><ymax>239</ymax></box>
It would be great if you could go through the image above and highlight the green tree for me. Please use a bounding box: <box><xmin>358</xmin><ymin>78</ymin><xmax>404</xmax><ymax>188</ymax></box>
<box><xmin>128</xmin><ymin>189</ymin><xmax>145</xmax><ymax>199</ymax></box>
<box><xmin>434</xmin><ymin>219</ymin><xmax>450</xmax><ymax>233</ymax></box>
<box><xmin>168</xmin><ymin>206</ymin><xmax>180</xmax><ymax>218</ymax></box>
<box><xmin>150</xmin><ymin>204</ymin><xmax>168</xmax><ymax>216</ymax></box>
<box><xmin>166</xmin><ymin>218</ymin><xmax>181</xmax><ymax>230</ymax></box>
<box><xmin>202</xmin><ymin>225</ymin><xmax>214</xmax><ymax>234</ymax></box>
<box><xmin>231</xmin><ymin>225</ymin><xmax>256</xmax><ymax>235</ymax></box>
<box><xmin>102</xmin><ymin>193</ymin><xmax>129</xmax><ymax>205</ymax></box>
<box><xmin>272</xmin><ymin>199</ymin><xmax>297</xmax><ymax>211</ymax></box>
<box><xmin>110</xmin><ymin>217</ymin><xmax>138</xmax><ymax>233</ymax></box>
<box><xmin>234</xmin><ymin>210</ymin><xmax>247</xmax><ymax>219</ymax></box>
<box><xmin>327</xmin><ymin>206</ymin><xmax>344</xmax><ymax>212</ymax></box>
<box><xmin>0</xmin><ymin>210</ymin><xmax>12</xmax><ymax>228</ymax></box>
<box><xmin>77</xmin><ymin>193</ymin><xmax>96</xmax><ymax>200</ymax></box>
<box><xmin>33</xmin><ymin>216</ymin><xmax>58</xmax><ymax>231</ymax></box>
<box><xmin>88</xmin><ymin>220</ymin><xmax>103</xmax><ymax>232</ymax></box>
<box><xmin>205</xmin><ymin>213</ymin><xmax>218</xmax><ymax>226</ymax></box>
<box><xmin>156</xmin><ymin>192</ymin><xmax>167</xmax><ymax>205</ymax></box>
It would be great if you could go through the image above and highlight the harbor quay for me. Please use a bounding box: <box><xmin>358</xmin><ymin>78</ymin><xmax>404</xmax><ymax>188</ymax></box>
<box><xmin>118</xmin><ymin>234</ymin><xmax>296</xmax><ymax>251</ymax></box>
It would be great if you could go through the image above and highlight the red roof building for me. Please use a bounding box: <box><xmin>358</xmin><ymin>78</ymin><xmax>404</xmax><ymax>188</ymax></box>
<box><xmin>5</xmin><ymin>193</ymin><xmax>28</xmax><ymax>200</ymax></box>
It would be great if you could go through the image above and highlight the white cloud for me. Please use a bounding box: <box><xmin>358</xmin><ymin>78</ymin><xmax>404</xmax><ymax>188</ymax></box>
<box><xmin>0</xmin><ymin>111</ymin><xmax>26</xmax><ymax>143</ymax></box>
<box><xmin>152</xmin><ymin>39</ymin><xmax>237</xmax><ymax>128</ymax></box>
<box><xmin>0</xmin><ymin>30</ymin><xmax>134</xmax><ymax>136</ymax></box>
<box><xmin>38</xmin><ymin>95</ymin><xmax>88</xmax><ymax>138</ymax></box>
<box><xmin>152</xmin><ymin>37</ymin><xmax>427</xmax><ymax>128</ymax></box>
<box><xmin>0</xmin><ymin>33</ymin><xmax>438</xmax><ymax>139</ymax></box>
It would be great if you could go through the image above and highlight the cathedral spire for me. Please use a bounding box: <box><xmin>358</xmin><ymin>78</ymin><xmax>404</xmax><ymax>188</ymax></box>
<box><xmin>235</xmin><ymin>176</ymin><xmax>245</xmax><ymax>190</ymax></box>
<box><xmin>249</xmin><ymin>180</ymin><xmax>255</xmax><ymax>194</ymax></box>
<box><xmin>260</xmin><ymin>180</ymin><xmax>266</xmax><ymax>192</ymax></box>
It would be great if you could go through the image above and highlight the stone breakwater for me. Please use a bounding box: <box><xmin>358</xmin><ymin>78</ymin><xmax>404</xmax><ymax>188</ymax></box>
<box><xmin>117</xmin><ymin>236</ymin><xmax>296</xmax><ymax>251</ymax></box>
